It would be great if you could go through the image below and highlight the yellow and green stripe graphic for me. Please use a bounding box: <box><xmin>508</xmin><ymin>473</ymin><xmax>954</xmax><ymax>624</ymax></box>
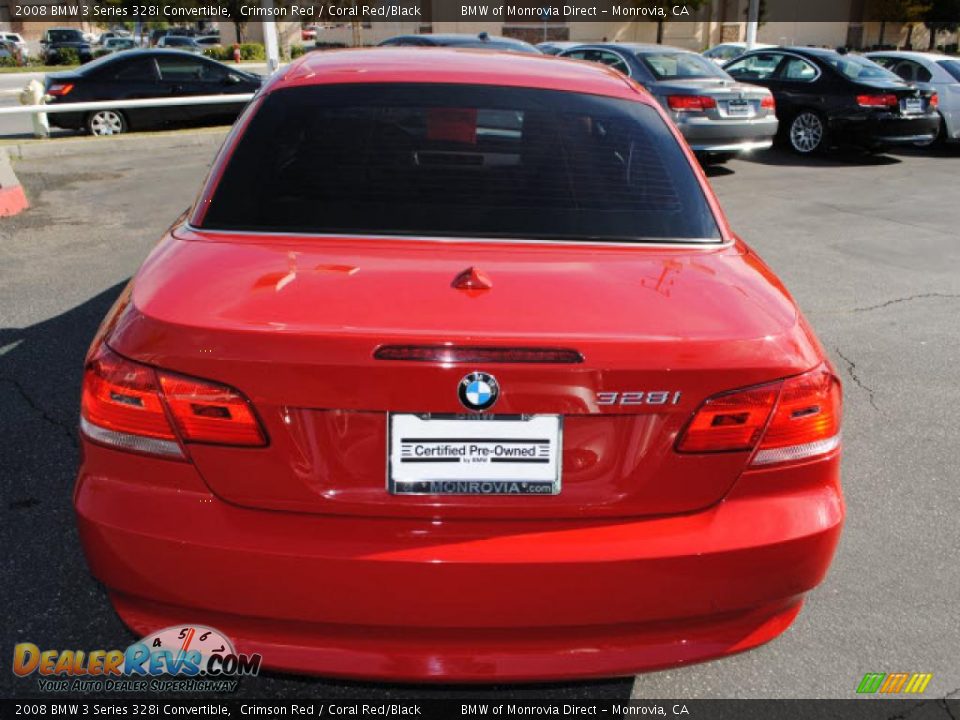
<box><xmin>857</xmin><ymin>672</ymin><xmax>933</xmax><ymax>694</ymax></box>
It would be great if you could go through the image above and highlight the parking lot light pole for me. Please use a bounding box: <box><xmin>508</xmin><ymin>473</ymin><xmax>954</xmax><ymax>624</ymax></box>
<box><xmin>262</xmin><ymin>14</ymin><xmax>280</xmax><ymax>74</ymax></box>
<box><xmin>745</xmin><ymin>0</ymin><xmax>760</xmax><ymax>50</ymax></box>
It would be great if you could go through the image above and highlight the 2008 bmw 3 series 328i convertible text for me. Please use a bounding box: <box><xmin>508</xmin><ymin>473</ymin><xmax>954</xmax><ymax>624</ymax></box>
<box><xmin>74</xmin><ymin>48</ymin><xmax>844</xmax><ymax>682</ymax></box>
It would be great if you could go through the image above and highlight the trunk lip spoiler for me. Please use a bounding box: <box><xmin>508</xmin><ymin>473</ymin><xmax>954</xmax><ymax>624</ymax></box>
<box><xmin>174</xmin><ymin>222</ymin><xmax>734</xmax><ymax>251</ymax></box>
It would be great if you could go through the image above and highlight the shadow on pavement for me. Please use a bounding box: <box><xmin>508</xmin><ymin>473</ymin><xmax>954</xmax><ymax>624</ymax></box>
<box><xmin>702</xmin><ymin>164</ymin><xmax>735</xmax><ymax>178</ymax></box>
<box><xmin>741</xmin><ymin>146</ymin><xmax>902</xmax><ymax>168</ymax></box>
<box><xmin>0</xmin><ymin>283</ymin><xmax>634</xmax><ymax>700</ymax></box>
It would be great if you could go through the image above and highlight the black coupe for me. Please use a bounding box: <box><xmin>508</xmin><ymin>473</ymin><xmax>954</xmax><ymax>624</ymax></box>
<box><xmin>44</xmin><ymin>50</ymin><xmax>262</xmax><ymax>136</ymax></box>
<box><xmin>724</xmin><ymin>47</ymin><xmax>940</xmax><ymax>154</ymax></box>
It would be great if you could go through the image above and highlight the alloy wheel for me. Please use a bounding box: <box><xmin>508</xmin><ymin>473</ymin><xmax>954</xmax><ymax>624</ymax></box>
<box><xmin>89</xmin><ymin>110</ymin><xmax>124</xmax><ymax>136</ymax></box>
<box><xmin>790</xmin><ymin>112</ymin><xmax>824</xmax><ymax>154</ymax></box>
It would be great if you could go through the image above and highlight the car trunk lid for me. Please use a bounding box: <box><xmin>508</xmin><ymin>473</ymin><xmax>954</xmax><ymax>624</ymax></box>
<box><xmin>107</xmin><ymin>229</ymin><xmax>821</xmax><ymax>520</ymax></box>
<box><xmin>656</xmin><ymin>78</ymin><xmax>774</xmax><ymax>120</ymax></box>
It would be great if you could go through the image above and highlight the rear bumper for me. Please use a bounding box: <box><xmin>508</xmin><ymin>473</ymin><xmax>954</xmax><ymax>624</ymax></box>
<box><xmin>675</xmin><ymin>114</ymin><xmax>779</xmax><ymax>153</ymax></box>
<box><xmin>74</xmin><ymin>442</ymin><xmax>844</xmax><ymax>682</ymax></box>
<box><xmin>829</xmin><ymin>113</ymin><xmax>941</xmax><ymax>146</ymax></box>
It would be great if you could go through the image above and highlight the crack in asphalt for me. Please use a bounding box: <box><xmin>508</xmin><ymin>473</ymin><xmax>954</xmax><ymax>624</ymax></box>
<box><xmin>0</xmin><ymin>376</ymin><xmax>77</xmax><ymax>449</ymax></box>
<box><xmin>854</xmin><ymin>293</ymin><xmax>960</xmax><ymax>313</ymax></box>
<box><xmin>883</xmin><ymin>688</ymin><xmax>960</xmax><ymax>720</ymax></box>
<box><xmin>835</xmin><ymin>348</ymin><xmax>882</xmax><ymax>415</ymax></box>
<box><xmin>943</xmin><ymin>688</ymin><xmax>960</xmax><ymax>720</ymax></box>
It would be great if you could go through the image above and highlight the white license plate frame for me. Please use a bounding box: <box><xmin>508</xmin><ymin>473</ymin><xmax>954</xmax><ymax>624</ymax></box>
<box><xmin>903</xmin><ymin>98</ymin><xmax>923</xmax><ymax>114</ymax></box>
<box><xmin>388</xmin><ymin>414</ymin><xmax>562</xmax><ymax>496</ymax></box>
<box><xmin>726</xmin><ymin>100</ymin><xmax>752</xmax><ymax>117</ymax></box>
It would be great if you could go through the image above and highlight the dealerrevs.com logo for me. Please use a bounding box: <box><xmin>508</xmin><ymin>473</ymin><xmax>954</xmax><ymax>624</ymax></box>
<box><xmin>13</xmin><ymin>625</ymin><xmax>262</xmax><ymax>693</ymax></box>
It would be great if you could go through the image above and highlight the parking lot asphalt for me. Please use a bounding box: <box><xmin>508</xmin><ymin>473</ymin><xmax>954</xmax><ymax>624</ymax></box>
<box><xmin>1</xmin><ymin>136</ymin><xmax>958</xmax><ymax>703</ymax></box>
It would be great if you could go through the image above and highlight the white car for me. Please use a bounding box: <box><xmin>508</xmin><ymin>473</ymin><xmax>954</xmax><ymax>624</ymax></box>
<box><xmin>2</xmin><ymin>32</ymin><xmax>26</xmax><ymax>56</ymax></box>
<box><xmin>866</xmin><ymin>51</ymin><xmax>960</xmax><ymax>145</ymax></box>
<box><xmin>102</xmin><ymin>37</ymin><xmax>137</xmax><ymax>54</ymax></box>
<box><xmin>703</xmin><ymin>42</ymin><xmax>775</xmax><ymax>65</ymax></box>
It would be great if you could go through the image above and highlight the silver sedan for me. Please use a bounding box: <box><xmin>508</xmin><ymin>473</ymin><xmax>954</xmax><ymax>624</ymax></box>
<box><xmin>559</xmin><ymin>43</ymin><xmax>779</xmax><ymax>161</ymax></box>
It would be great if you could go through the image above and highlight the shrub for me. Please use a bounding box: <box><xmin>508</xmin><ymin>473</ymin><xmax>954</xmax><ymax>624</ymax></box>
<box><xmin>50</xmin><ymin>47</ymin><xmax>80</xmax><ymax>66</ymax></box>
<box><xmin>290</xmin><ymin>44</ymin><xmax>306</xmax><ymax>59</ymax></box>
<box><xmin>94</xmin><ymin>49</ymin><xmax>111</xmax><ymax>59</ymax></box>
<box><xmin>237</xmin><ymin>42</ymin><xmax>265</xmax><ymax>61</ymax></box>
<box><xmin>0</xmin><ymin>56</ymin><xmax>19</xmax><ymax>68</ymax></box>
<box><xmin>204</xmin><ymin>43</ymin><xmax>265</xmax><ymax>62</ymax></box>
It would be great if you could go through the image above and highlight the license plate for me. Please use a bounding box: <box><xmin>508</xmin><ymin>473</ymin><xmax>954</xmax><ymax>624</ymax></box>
<box><xmin>903</xmin><ymin>98</ymin><xmax>923</xmax><ymax>114</ymax></box>
<box><xmin>726</xmin><ymin>100</ymin><xmax>752</xmax><ymax>117</ymax></box>
<box><xmin>388</xmin><ymin>414</ymin><xmax>561</xmax><ymax>495</ymax></box>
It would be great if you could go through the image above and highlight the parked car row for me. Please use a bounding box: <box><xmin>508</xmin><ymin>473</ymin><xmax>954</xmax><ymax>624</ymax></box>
<box><xmin>35</xmin><ymin>34</ymin><xmax>960</xmax><ymax>155</ymax></box>
<box><xmin>540</xmin><ymin>39</ymin><xmax>950</xmax><ymax>157</ymax></box>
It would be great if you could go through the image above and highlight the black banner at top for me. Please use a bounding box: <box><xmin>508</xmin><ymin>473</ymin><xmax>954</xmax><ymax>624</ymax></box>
<box><xmin>6</xmin><ymin>0</ymin><xmax>960</xmax><ymax>23</ymax></box>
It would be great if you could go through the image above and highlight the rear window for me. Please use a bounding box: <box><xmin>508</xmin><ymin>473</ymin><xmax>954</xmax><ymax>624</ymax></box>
<box><xmin>639</xmin><ymin>52</ymin><xmax>727</xmax><ymax>80</ymax></box>
<box><xmin>822</xmin><ymin>53</ymin><xmax>900</xmax><ymax>82</ymax></box>
<box><xmin>938</xmin><ymin>59</ymin><xmax>960</xmax><ymax>82</ymax></box>
<box><xmin>201</xmin><ymin>84</ymin><xmax>720</xmax><ymax>243</ymax></box>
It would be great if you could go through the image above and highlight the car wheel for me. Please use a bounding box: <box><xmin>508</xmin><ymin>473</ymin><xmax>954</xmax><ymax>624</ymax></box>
<box><xmin>788</xmin><ymin>111</ymin><xmax>826</xmax><ymax>154</ymax></box>
<box><xmin>86</xmin><ymin>110</ymin><xmax>127</xmax><ymax>136</ymax></box>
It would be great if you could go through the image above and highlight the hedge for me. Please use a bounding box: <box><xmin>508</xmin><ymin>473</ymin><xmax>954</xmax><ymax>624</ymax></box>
<box><xmin>49</xmin><ymin>48</ymin><xmax>80</xmax><ymax>66</ymax></box>
<box><xmin>203</xmin><ymin>43</ymin><xmax>266</xmax><ymax>62</ymax></box>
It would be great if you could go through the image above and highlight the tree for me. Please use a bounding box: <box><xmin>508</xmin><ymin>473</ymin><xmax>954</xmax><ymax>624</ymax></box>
<box><xmin>865</xmin><ymin>0</ymin><xmax>931</xmax><ymax>47</ymax></box>
<box><xmin>923</xmin><ymin>0</ymin><xmax>960</xmax><ymax>49</ymax></box>
<box><xmin>633</xmin><ymin>0</ymin><xmax>709</xmax><ymax>44</ymax></box>
<box><xmin>219</xmin><ymin>0</ymin><xmax>249</xmax><ymax>43</ymax></box>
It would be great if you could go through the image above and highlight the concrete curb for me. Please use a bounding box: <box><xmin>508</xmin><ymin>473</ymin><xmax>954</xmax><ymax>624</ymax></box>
<box><xmin>0</xmin><ymin>148</ymin><xmax>29</xmax><ymax>217</ymax></box>
<box><xmin>0</xmin><ymin>126</ymin><xmax>229</xmax><ymax>161</ymax></box>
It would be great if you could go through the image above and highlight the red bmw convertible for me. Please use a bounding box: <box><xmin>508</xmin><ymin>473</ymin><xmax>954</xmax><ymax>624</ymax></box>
<box><xmin>75</xmin><ymin>48</ymin><xmax>844</xmax><ymax>682</ymax></box>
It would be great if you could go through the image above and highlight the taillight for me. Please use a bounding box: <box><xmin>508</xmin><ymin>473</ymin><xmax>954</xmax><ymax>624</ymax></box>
<box><xmin>668</xmin><ymin>95</ymin><xmax>717</xmax><ymax>112</ymax></box>
<box><xmin>761</xmin><ymin>95</ymin><xmax>776</xmax><ymax>110</ymax></box>
<box><xmin>856</xmin><ymin>94</ymin><xmax>898</xmax><ymax>108</ymax></box>
<box><xmin>929</xmin><ymin>93</ymin><xmax>939</xmax><ymax>109</ymax></box>
<box><xmin>81</xmin><ymin>345</ymin><xmax>266</xmax><ymax>458</ymax></box>
<box><xmin>677</xmin><ymin>365</ymin><xmax>841</xmax><ymax>466</ymax></box>
<box><xmin>81</xmin><ymin>345</ymin><xmax>180</xmax><ymax>458</ymax></box>
<box><xmin>47</xmin><ymin>83</ymin><xmax>74</xmax><ymax>97</ymax></box>
<box><xmin>752</xmin><ymin>367</ymin><xmax>841</xmax><ymax>465</ymax></box>
<box><xmin>676</xmin><ymin>383</ymin><xmax>779</xmax><ymax>453</ymax></box>
<box><xmin>159</xmin><ymin>374</ymin><xmax>265</xmax><ymax>446</ymax></box>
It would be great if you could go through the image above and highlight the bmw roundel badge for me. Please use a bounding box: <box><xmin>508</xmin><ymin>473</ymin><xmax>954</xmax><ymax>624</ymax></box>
<box><xmin>458</xmin><ymin>372</ymin><xmax>499</xmax><ymax>412</ymax></box>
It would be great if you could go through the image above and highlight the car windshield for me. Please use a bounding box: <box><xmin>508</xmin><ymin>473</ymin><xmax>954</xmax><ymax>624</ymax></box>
<box><xmin>48</xmin><ymin>30</ymin><xmax>84</xmax><ymax>43</ymax></box>
<box><xmin>201</xmin><ymin>84</ymin><xmax>720</xmax><ymax>242</ymax></box>
<box><xmin>822</xmin><ymin>53</ymin><xmax>900</xmax><ymax>81</ymax></box>
<box><xmin>638</xmin><ymin>51</ymin><xmax>727</xmax><ymax>80</ymax></box>
<box><xmin>938</xmin><ymin>59</ymin><xmax>960</xmax><ymax>82</ymax></box>
<box><xmin>165</xmin><ymin>37</ymin><xmax>194</xmax><ymax>46</ymax></box>
<box><xmin>705</xmin><ymin>46</ymin><xmax>742</xmax><ymax>61</ymax></box>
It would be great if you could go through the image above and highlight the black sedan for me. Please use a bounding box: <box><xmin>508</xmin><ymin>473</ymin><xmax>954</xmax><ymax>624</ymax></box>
<box><xmin>378</xmin><ymin>32</ymin><xmax>539</xmax><ymax>53</ymax></box>
<box><xmin>723</xmin><ymin>47</ymin><xmax>940</xmax><ymax>154</ymax></box>
<box><xmin>43</xmin><ymin>50</ymin><xmax>262</xmax><ymax>136</ymax></box>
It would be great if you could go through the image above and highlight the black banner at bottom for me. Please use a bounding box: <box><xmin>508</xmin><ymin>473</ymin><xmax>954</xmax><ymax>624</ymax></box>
<box><xmin>2</xmin><ymin>699</ymin><xmax>959</xmax><ymax>720</ymax></box>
